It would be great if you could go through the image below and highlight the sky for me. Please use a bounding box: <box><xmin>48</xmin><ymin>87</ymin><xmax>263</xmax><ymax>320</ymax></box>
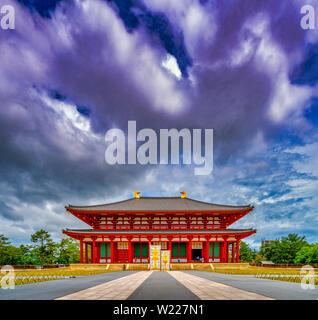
<box><xmin>0</xmin><ymin>0</ymin><xmax>317</xmax><ymax>248</ymax></box>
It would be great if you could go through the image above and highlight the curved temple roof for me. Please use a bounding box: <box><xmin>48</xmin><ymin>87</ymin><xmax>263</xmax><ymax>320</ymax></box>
<box><xmin>66</xmin><ymin>197</ymin><xmax>253</xmax><ymax>213</ymax></box>
<box><xmin>63</xmin><ymin>228</ymin><xmax>256</xmax><ymax>235</ymax></box>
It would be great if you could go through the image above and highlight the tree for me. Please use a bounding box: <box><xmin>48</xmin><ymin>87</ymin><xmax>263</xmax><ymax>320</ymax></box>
<box><xmin>0</xmin><ymin>235</ymin><xmax>26</xmax><ymax>265</ymax></box>
<box><xmin>262</xmin><ymin>234</ymin><xmax>307</xmax><ymax>264</ymax></box>
<box><xmin>3</xmin><ymin>246</ymin><xmax>24</xmax><ymax>265</ymax></box>
<box><xmin>294</xmin><ymin>244</ymin><xmax>318</xmax><ymax>264</ymax></box>
<box><xmin>239</xmin><ymin>241</ymin><xmax>257</xmax><ymax>262</ymax></box>
<box><xmin>253</xmin><ymin>254</ymin><xmax>267</xmax><ymax>265</ymax></box>
<box><xmin>31</xmin><ymin>229</ymin><xmax>57</xmax><ymax>265</ymax></box>
<box><xmin>0</xmin><ymin>234</ymin><xmax>10</xmax><ymax>246</ymax></box>
<box><xmin>0</xmin><ymin>234</ymin><xmax>11</xmax><ymax>265</ymax></box>
<box><xmin>19</xmin><ymin>244</ymin><xmax>36</xmax><ymax>265</ymax></box>
<box><xmin>57</xmin><ymin>238</ymin><xmax>80</xmax><ymax>264</ymax></box>
<box><xmin>261</xmin><ymin>240</ymin><xmax>282</xmax><ymax>263</ymax></box>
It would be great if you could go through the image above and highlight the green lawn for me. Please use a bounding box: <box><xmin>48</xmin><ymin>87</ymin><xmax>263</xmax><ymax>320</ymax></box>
<box><xmin>0</xmin><ymin>267</ymin><xmax>112</xmax><ymax>286</ymax></box>
<box><xmin>211</xmin><ymin>267</ymin><xmax>318</xmax><ymax>285</ymax></box>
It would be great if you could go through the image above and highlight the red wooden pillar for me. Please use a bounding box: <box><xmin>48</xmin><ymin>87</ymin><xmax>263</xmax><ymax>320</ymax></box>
<box><xmin>236</xmin><ymin>238</ymin><xmax>240</xmax><ymax>263</ymax></box>
<box><xmin>80</xmin><ymin>237</ymin><xmax>83</xmax><ymax>264</ymax></box>
<box><xmin>227</xmin><ymin>243</ymin><xmax>230</xmax><ymax>263</ymax></box>
<box><xmin>232</xmin><ymin>243</ymin><xmax>235</xmax><ymax>263</ymax></box>
<box><xmin>226</xmin><ymin>242</ymin><xmax>229</xmax><ymax>263</ymax></box>
<box><xmin>90</xmin><ymin>243</ymin><xmax>93</xmax><ymax>263</ymax></box>
<box><xmin>128</xmin><ymin>237</ymin><xmax>132</xmax><ymax>263</ymax></box>
<box><xmin>168</xmin><ymin>236</ymin><xmax>172</xmax><ymax>262</ymax></box>
<box><xmin>92</xmin><ymin>237</ymin><xmax>96</xmax><ymax>264</ymax></box>
<box><xmin>110</xmin><ymin>236</ymin><xmax>114</xmax><ymax>263</ymax></box>
<box><xmin>97</xmin><ymin>243</ymin><xmax>100</xmax><ymax>263</ymax></box>
<box><xmin>222</xmin><ymin>242</ymin><xmax>225</xmax><ymax>263</ymax></box>
<box><xmin>205</xmin><ymin>236</ymin><xmax>210</xmax><ymax>263</ymax></box>
<box><xmin>148</xmin><ymin>236</ymin><xmax>153</xmax><ymax>262</ymax></box>
<box><xmin>221</xmin><ymin>242</ymin><xmax>223</xmax><ymax>262</ymax></box>
<box><xmin>188</xmin><ymin>236</ymin><xmax>192</xmax><ymax>262</ymax></box>
<box><xmin>223</xmin><ymin>236</ymin><xmax>228</xmax><ymax>263</ymax></box>
<box><xmin>85</xmin><ymin>242</ymin><xmax>88</xmax><ymax>264</ymax></box>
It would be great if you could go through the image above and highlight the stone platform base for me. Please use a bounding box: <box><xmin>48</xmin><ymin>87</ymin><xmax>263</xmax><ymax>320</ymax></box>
<box><xmin>69</xmin><ymin>262</ymin><xmax>250</xmax><ymax>272</ymax></box>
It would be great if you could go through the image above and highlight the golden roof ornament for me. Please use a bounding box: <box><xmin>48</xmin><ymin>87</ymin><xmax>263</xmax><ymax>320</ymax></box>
<box><xmin>180</xmin><ymin>190</ymin><xmax>187</xmax><ymax>198</ymax></box>
<box><xmin>134</xmin><ymin>191</ymin><xmax>141</xmax><ymax>199</ymax></box>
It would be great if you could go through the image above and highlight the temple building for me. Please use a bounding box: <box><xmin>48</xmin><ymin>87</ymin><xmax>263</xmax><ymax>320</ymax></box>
<box><xmin>63</xmin><ymin>192</ymin><xmax>256</xmax><ymax>264</ymax></box>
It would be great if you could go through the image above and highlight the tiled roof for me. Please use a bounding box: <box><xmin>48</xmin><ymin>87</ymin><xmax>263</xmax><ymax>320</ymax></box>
<box><xmin>66</xmin><ymin>197</ymin><xmax>253</xmax><ymax>212</ymax></box>
<box><xmin>63</xmin><ymin>228</ymin><xmax>256</xmax><ymax>234</ymax></box>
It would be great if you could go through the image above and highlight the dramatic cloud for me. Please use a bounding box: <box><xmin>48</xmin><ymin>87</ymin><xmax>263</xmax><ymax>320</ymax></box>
<box><xmin>0</xmin><ymin>0</ymin><xmax>317</xmax><ymax>247</ymax></box>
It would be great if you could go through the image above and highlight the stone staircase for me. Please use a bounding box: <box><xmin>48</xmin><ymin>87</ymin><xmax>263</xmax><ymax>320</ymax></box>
<box><xmin>116</xmin><ymin>249</ymin><xmax>129</xmax><ymax>263</ymax></box>
<box><xmin>126</xmin><ymin>264</ymin><xmax>150</xmax><ymax>271</ymax></box>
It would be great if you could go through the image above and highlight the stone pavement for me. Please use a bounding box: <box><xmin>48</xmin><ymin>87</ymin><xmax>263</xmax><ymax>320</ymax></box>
<box><xmin>169</xmin><ymin>271</ymin><xmax>273</xmax><ymax>300</ymax></box>
<box><xmin>56</xmin><ymin>271</ymin><xmax>274</xmax><ymax>300</ymax></box>
<box><xmin>2</xmin><ymin>270</ymin><xmax>317</xmax><ymax>300</ymax></box>
<box><xmin>56</xmin><ymin>271</ymin><xmax>152</xmax><ymax>300</ymax></box>
<box><xmin>183</xmin><ymin>270</ymin><xmax>318</xmax><ymax>300</ymax></box>
<box><xmin>128</xmin><ymin>270</ymin><xmax>199</xmax><ymax>300</ymax></box>
<box><xmin>0</xmin><ymin>271</ymin><xmax>138</xmax><ymax>300</ymax></box>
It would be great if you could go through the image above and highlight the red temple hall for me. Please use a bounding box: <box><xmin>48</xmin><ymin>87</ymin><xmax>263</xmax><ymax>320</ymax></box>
<box><xmin>63</xmin><ymin>192</ymin><xmax>256</xmax><ymax>264</ymax></box>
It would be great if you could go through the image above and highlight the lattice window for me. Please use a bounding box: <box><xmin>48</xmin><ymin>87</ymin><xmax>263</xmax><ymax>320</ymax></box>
<box><xmin>172</xmin><ymin>243</ymin><xmax>187</xmax><ymax>258</ymax></box>
<box><xmin>172</xmin><ymin>217</ymin><xmax>179</xmax><ymax>224</ymax></box>
<box><xmin>192</xmin><ymin>242</ymin><xmax>203</xmax><ymax>249</ymax></box>
<box><xmin>205</xmin><ymin>216</ymin><xmax>221</xmax><ymax>229</ymax></box>
<box><xmin>152</xmin><ymin>242</ymin><xmax>168</xmax><ymax>249</ymax></box>
<box><xmin>191</xmin><ymin>216</ymin><xmax>205</xmax><ymax>229</ymax></box>
<box><xmin>153</xmin><ymin>217</ymin><xmax>160</xmax><ymax>224</ymax></box>
<box><xmin>117</xmin><ymin>217</ymin><xmax>123</xmax><ymax>224</ymax></box>
<box><xmin>134</xmin><ymin>243</ymin><xmax>148</xmax><ymax>257</ymax></box>
<box><xmin>117</xmin><ymin>242</ymin><xmax>128</xmax><ymax>249</ymax></box>
<box><xmin>209</xmin><ymin>242</ymin><xmax>220</xmax><ymax>257</ymax></box>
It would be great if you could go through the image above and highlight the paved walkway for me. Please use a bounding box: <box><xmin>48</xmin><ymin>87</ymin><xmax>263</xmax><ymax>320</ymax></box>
<box><xmin>183</xmin><ymin>271</ymin><xmax>318</xmax><ymax>300</ymax></box>
<box><xmin>56</xmin><ymin>271</ymin><xmax>152</xmax><ymax>300</ymax></box>
<box><xmin>1</xmin><ymin>270</ymin><xmax>317</xmax><ymax>300</ymax></box>
<box><xmin>169</xmin><ymin>271</ymin><xmax>273</xmax><ymax>300</ymax></box>
<box><xmin>0</xmin><ymin>271</ymin><xmax>137</xmax><ymax>300</ymax></box>
<box><xmin>128</xmin><ymin>271</ymin><xmax>199</xmax><ymax>300</ymax></box>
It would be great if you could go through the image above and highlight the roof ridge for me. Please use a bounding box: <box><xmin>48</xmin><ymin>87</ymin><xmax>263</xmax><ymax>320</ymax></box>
<box><xmin>68</xmin><ymin>196</ymin><xmax>252</xmax><ymax>208</ymax></box>
<box><xmin>185</xmin><ymin>197</ymin><xmax>252</xmax><ymax>208</ymax></box>
<box><xmin>66</xmin><ymin>196</ymin><xmax>254</xmax><ymax>212</ymax></box>
<box><xmin>137</xmin><ymin>196</ymin><xmax>180</xmax><ymax>199</ymax></box>
<box><xmin>63</xmin><ymin>228</ymin><xmax>256</xmax><ymax>232</ymax></box>
<box><xmin>68</xmin><ymin>197</ymin><xmax>135</xmax><ymax>208</ymax></box>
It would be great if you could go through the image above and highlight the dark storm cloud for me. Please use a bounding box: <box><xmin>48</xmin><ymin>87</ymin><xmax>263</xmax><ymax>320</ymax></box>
<box><xmin>18</xmin><ymin>0</ymin><xmax>193</xmax><ymax>76</ymax></box>
<box><xmin>0</xmin><ymin>0</ymin><xmax>310</xmax><ymax>181</ymax></box>
<box><xmin>0</xmin><ymin>0</ymin><xmax>316</xmax><ymax>242</ymax></box>
<box><xmin>17</xmin><ymin>0</ymin><xmax>62</xmax><ymax>17</ymax></box>
<box><xmin>0</xmin><ymin>88</ymin><xmax>146</xmax><ymax>205</ymax></box>
<box><xmin>47</xmin><ymin>0</ymin><xmax>306</xmax><ymax>150</ymax></box>
<box><xmin>304</xmin><ymin>98</ymin><xmax>318</xmax><ymax>127</ymax></box>
<box><xmin>290</xmin><ymin>43</ymin><xmax>318</xmax><ymax>86</ymax></box>
<box><xmin>99</xmin><ymin>0</ymin><xmax>193</xmax><ymax>77</ymax></box>
<box><xmin>188</xmin><ymin>63</ymin><xmax>273</xmax><ymax>161</ymax></box>
<box><xmin>214</xmin><ymin>0</ymin><xmax>305</xmax><ymax>56</ymax></box>
<box><xmin>0</xmin><ymin>200</ymin><xmax>23</xmax><ymax>221</ymax></box>
<box><xmin>0</xmin><ymin>0</ymin><xmax>149</xmax><ymax>207</ymax></box>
